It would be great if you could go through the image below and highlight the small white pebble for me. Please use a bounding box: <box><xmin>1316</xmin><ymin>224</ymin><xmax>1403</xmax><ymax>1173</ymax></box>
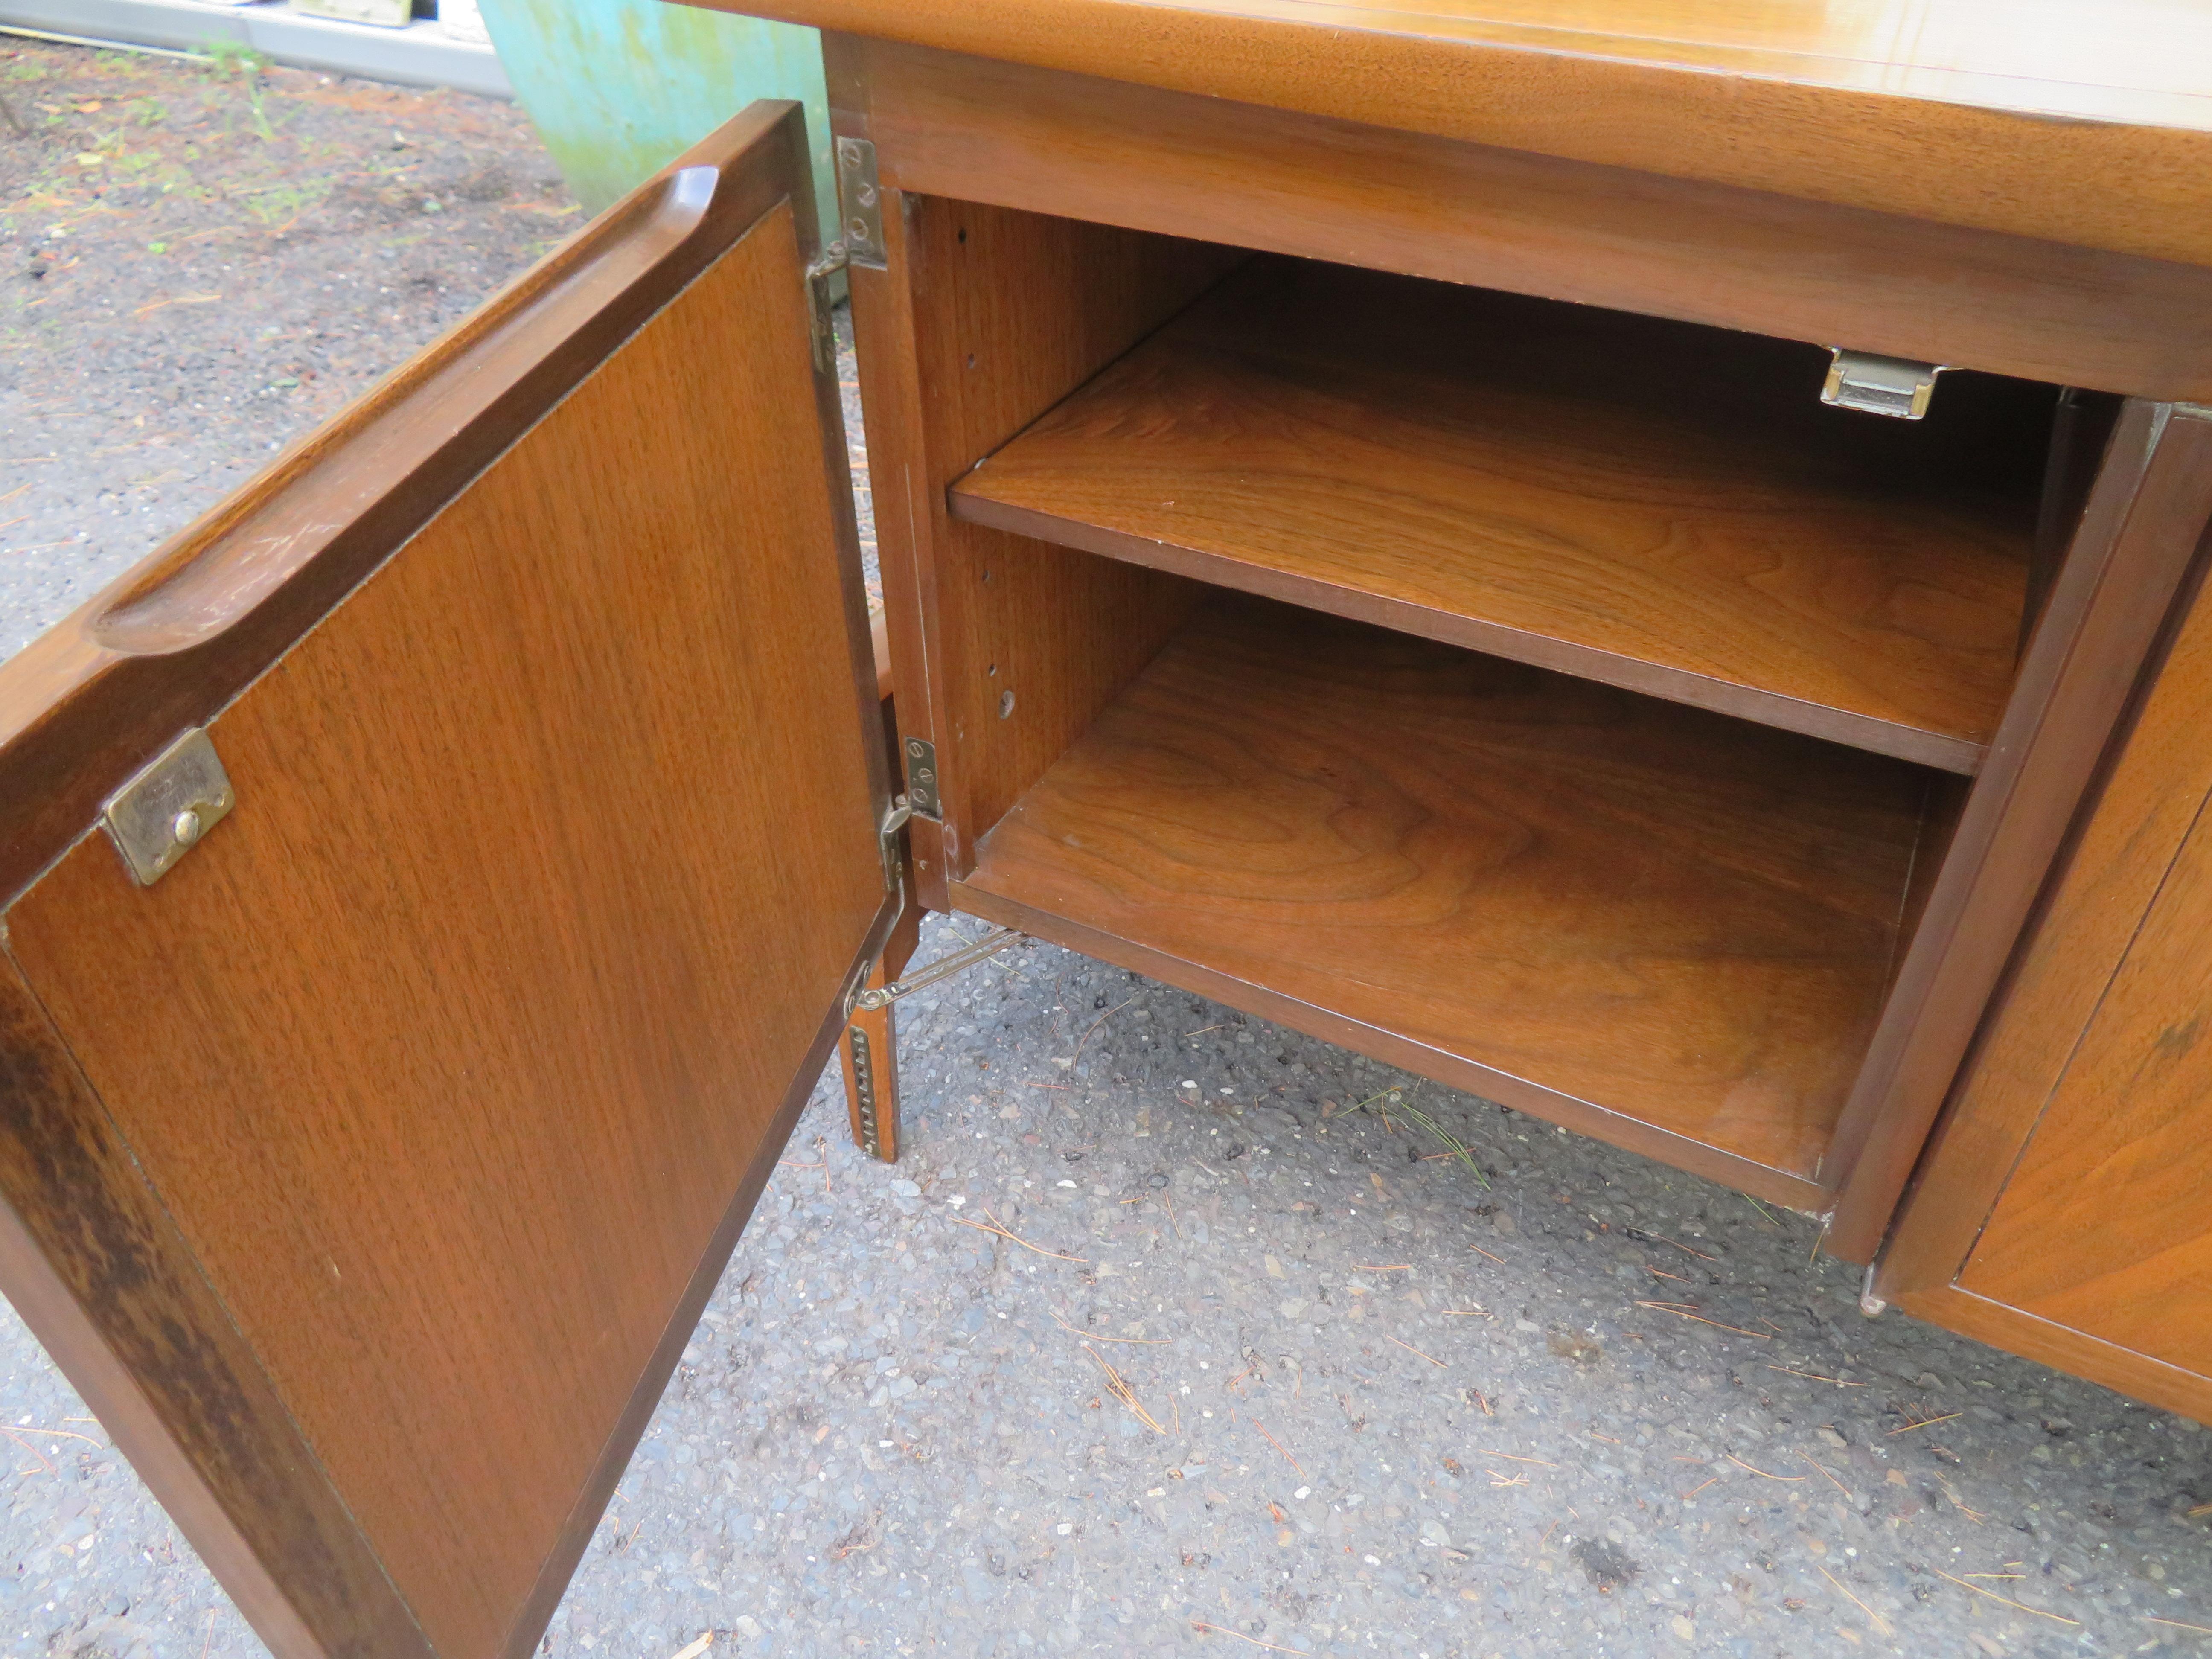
<box><xmin>1295</xmin><ymin>1486</ymin><xmax>1311</xmax><ymax>1500</ymax></box>
<box><xmin>1057</xmin><ymin>1179</ymin><xmax>1077</xmax><ymax>1189</ymax></box>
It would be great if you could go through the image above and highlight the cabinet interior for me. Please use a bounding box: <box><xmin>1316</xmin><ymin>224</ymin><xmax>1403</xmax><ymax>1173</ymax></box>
<box><xmin>908</xmin><ymin>200</ymin><xmax>2075</xmax><ymax>1207</ymax></box>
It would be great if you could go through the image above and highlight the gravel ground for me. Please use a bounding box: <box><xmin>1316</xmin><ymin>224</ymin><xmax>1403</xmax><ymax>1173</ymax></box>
<box><xmin>6</xmin><ymin>36</ymin><xmax>2212</xmax><ymax>1659</ymax></box>
<box><xmin>0</xmin><ymin>37</ymin><xmax>575</xmax><ymax>659</ymax></box>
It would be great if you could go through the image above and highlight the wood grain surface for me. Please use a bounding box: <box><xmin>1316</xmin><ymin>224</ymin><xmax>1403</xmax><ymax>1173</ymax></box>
<box><xmin>0</xmin><ymin>104</ymin><xmax>817</xmax><ymax>912</ymax></box>
<box><xmin>4</xmin><ymin>129</ymin><xmax>892</xmax><ymax>1659</ymax></box>
<box><xmin>834</xmin><ymin>164</ymin><xmax>1236</xmax><ymax>893</ymax></box>
<box><xmin>955</xmin><ymin>257</ymin><xmax>2043</xmax><ymax>772</ymax></box>
<box><xmin>832</xmin><ymin>38</ymin><xmax>2212</xmax><ymax>402</ymax></box>
<box><xmin>1881</xmin><ymin>551</ymin><xmax>2212</xmax><ymax>1305</ymax></box>
<box><xmin>0</xmin><ymin>953</ymin><xmax>431</xmax><ymax>1659</ymax></box>
<box><xmin>724</xmin><ymin>0</ymin><xmax>2212</xmax><ymax>271</ymax></box>
<box><xmin>1825</xmin><ymin>404</ymin><xmax>2212</xmax><ymax>1256</ymax></box>
<box><xmin>1958</xmin><ymin>794</ymin><xmax>2212</xmax><ymax>1373</ymax></box>
<box><xmin>1871</xmin><ymin>542</ymin><xmax>2212</xmax><ymax>1420</ymax></box>
<box><xmin>959</xmin><ymin>593</ymin><xmax>1931</xmax><ymax>1204</ymax></box>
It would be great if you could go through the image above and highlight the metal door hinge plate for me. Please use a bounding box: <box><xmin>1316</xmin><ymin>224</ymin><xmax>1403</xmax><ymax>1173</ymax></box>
<box><xmin>805</xmin><ymin>241</ymin><xmax>847</xmax><ymax>374</ymax></box>
<box><xmin>1821</xmin><ymin>349</ymin><xmax>1947</xmax><ymax>420</ymax></box>
<box><xmin>902</xmin><ymin>736</ymin><xmax>942</xmax><ymax>821</ymax></box>
<box><xmin>835</xmin><ymin>137</ymin><xmax>887</xmax><ymax>271</ymax></box>
<box><xmin>876</xmin><ymin>795</ymin><xmax>913</xmax><ymax>895</ymax></box>
<box><xmin>102</xmin><ymin>727</ymin><xmax>233</xmax><ymax>886</ymax></box>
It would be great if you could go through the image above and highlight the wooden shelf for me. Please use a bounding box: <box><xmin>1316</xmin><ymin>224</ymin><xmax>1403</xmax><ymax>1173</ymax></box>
<box><xmin>951</xmin><ymin>259</ymin><xmax>2049</xmax><ymax>774</ymax></box>
<box><xmin>955</xmin><ymin>595</ymin><xmax>1935</xmax><ymax>1205</ymax></box>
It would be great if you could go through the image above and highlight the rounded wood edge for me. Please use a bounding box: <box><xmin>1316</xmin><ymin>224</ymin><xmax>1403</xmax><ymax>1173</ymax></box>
<box><xmin>0</xmin><ymin>102</ymin><xmax>812</xmax><ymax>912</ymax></box>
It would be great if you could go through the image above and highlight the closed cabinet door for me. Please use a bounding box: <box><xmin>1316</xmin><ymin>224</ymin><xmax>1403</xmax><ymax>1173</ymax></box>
<box><xmin>0</xmin><ymin>105</ymin><xmax>896</xmax><ymax>1659</ymax></box>
<box><xmin>1879</xmin><ymin>553</ymin><xmax>2212</xmax><ymax>1424</ymax></box>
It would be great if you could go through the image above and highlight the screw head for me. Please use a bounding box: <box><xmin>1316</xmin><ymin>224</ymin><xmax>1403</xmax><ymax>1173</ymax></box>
<box><xmin>172</xmin><ymin>808</ymin><xmax>202</xmax><ymax>846</ymax></box>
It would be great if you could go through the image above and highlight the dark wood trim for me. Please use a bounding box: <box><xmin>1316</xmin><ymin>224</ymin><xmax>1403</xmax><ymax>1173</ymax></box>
<box><xmin>949</xmin><ymin>880</ymin><xmax>1829</xmax><ymax>1214</ymax></box>
<box><xmin>0</xmin><ymin>102</ymin><xmax>815</xmax><ymax>911</ymax></box>
<box><xmin>1824</xmin><ymin>403</ymin><xmax>2212</xmax><ymax>1258</ymax></box>
<box><xmin>0</xmin><ymin>949</ymin><xmax>431</xmax><ymax>1659</ymax></box>
<box><xmin>2025</xmin><ymin>392</ymin><xmax>2125</xmax><ymax>658</ymax></box>
<box><xmin>838</xmin><ymin>37</ymin><xmax>2212</xmax><ymax>401</ymax></box>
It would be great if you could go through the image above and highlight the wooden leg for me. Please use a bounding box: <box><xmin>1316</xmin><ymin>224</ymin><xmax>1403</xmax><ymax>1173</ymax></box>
<box><xmin>840</xmin><ymin>972</ymin><xmax>902</xmax><ymax>1164</ymax></box>
<box><xmin>842</xmin><ymin>785</ymin><xmax>923</xmax><ymax>1162</ymax></box>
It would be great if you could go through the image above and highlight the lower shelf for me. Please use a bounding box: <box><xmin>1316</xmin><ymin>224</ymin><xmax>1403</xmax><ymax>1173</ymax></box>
<box><xmin>954</xmin><ymin>594</ymin><xmax>1933</xmax><ymax>1205</ymax></box>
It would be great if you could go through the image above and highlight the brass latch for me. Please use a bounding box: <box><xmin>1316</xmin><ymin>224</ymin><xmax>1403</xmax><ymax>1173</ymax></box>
<box><xmin>1821</xmin><ymin>349</ymin><xmax>1947</xmax><ymax>420</ymax></box>
<box><xmin>102</xmin><ymin>727</ymin><xmax>234</xmax><ymax>885</ymax></box>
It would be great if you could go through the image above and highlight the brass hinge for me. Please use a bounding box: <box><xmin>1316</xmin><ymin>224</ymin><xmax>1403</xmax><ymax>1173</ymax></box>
<box><xmin>902</xmin><ymin>736</ymin><xmax>942</xmax><ymax>821</ymax></box>
<box><xmin>805</xmin><ymin>240</ymin><xmax>847</xmax><ymax>375</ymax></box>
<box><xmin>805</xmin><ymin>139</ymin><xmax>887</xmax><ymax>370</ymax></box>
<box><xmin>1821</xmin><ymin>349</ymin><xmax>1947</xmax><ymax>420</ymax></box>
<box><xmin>876</xmin><ymin>793</ymin><xmax>913</xmax><ymax>895</ymax></box>
<box><xmin>834</xmin><ymin>137</ymin><xmax>887</xmax><ymax>270</ymax></box>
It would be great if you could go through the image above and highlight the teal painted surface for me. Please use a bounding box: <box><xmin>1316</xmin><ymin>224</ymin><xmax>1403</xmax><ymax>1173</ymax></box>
<box><xmin>472</xmin><ymin>0</ymin><xmax>835</xmax><ymax>224</ymax></box>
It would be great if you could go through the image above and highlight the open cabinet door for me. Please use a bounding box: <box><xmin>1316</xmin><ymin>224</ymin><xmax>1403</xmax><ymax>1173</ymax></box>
<box><xmin>0</xmin><ymin>104</ymin><xmax>896</xmax><ymax>1659</ymax></box>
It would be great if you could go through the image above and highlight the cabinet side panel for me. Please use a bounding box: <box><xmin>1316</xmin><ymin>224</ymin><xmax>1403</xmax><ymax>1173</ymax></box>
<box><xmin>6</xmin><ymin>209</ymin><xmax>887</xmax><ymax>1659</ymax></box>
<box><xmin>843</xmin><ymin>176</ymin><xmax>1240</xmax><ymax>880</ymax></box>
<box><xmin>0</xmin><ymin>949</ymin><xmax>427</xmax><ymax>1659</ymax></box>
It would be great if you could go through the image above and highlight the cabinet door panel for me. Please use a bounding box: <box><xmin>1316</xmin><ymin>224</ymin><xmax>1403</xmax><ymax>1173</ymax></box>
<box><xmin>0</xmin><ymin>104</ymin><xmax>893</xmax><ymax>1659</ymax></box>
<box><xmin>1879</xmin><ymin>523</ymin><xmax>2212</xmax><ymax>1423</ymax></box>
<box><xmin>1955</xmin><ymin>796</ymin><xmax>2212</xmax><ymax>1370</ymax></box>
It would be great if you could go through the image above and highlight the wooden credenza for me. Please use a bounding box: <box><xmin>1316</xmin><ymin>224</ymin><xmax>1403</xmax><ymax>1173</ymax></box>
<box><xmin>2</xmin><ymin>7</ymin><xmax>2209</xmax><ymax>1656</ymax></box>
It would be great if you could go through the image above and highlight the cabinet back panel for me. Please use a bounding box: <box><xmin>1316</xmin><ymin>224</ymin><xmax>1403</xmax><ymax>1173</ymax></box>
<box><xmin>5</xmin><ymin>210</ymin><xmax>886</xmax><ymax>1659</ymax></box>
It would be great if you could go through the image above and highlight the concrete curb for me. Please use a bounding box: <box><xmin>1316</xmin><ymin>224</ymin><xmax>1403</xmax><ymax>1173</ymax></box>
<box><xmin>0</xmin><ymin>0</ymin><xmax>511</xmax><ymax>97</ymax></box>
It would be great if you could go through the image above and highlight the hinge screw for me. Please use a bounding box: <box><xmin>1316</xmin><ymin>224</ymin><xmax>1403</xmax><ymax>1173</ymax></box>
<box><xmin>172</xmin><ymin>809</ymin><xmax>203</xmax><ymax>847</ymax></box>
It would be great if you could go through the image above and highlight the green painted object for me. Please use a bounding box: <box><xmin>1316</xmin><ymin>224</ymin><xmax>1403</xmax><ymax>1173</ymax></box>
<box><xmin>472</xmin><ymin>0</ymin><xmax>835</xmax><ymax>225</ymax></box>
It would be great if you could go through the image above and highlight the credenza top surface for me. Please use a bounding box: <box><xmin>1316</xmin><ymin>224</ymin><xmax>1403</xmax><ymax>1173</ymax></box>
<box><xmin>716</xmin><ymin>0</ymin><xmax>2212</xmax><ymax>268</ymax></box>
